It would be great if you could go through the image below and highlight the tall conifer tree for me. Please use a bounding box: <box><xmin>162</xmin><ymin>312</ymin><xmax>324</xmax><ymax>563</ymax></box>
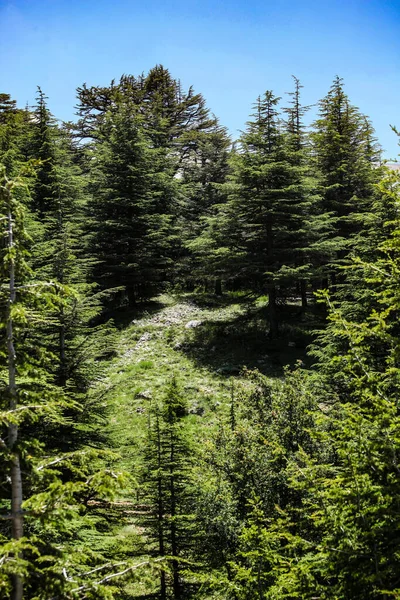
<box><xmin>25</xmin><ymin>90</ymin><xmax>112</xmax><ymax>449</ymax></box>
<box><xmin>198</xmin><ymin>90</ymin><xmax>316</xmax><ymax>335</ymax></box>
<box><xmin>88</xmin><ymin>103</ymin><xmax>179</xmax><ymax>304</ymax></box>
<box><xmin>141</xmin><ymin>378</ymin><xmax>195</xmax><ymax>599</ymax></box>
<box><xmin>312</xmin><ymin>77</ymin><xmax>380</xmax><ymax>284</ymax></box>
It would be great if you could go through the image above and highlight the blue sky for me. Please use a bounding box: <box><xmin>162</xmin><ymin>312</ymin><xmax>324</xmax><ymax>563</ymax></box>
<box><xmin>0</xmin><ymin>0</ymin><xmax>399</xmax><ymax>158</ymax></box>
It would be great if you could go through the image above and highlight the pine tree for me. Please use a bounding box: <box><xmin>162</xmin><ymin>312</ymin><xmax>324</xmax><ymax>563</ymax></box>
<box><xmin>193</xmin><ymin>369</ymin><xmax>320</xmax><ymax>598</ymax></box>
<box><xmin>282</xmin><ymin>77</ymin><xmax>333</xmax><ymax>308</ymax></box>
<box><xmin>0</xmin><ymin>167</ymin><xmax>28</xmax><ymax>600</ymax></box>
<box><xmin>141</xmin><ymin>377</ymin><xmax>195</xmax><ymax>599</ymax></box>
<box><xmin>180</xmin><ymin>123</ymin><xmax>231</xmax><ymax>292</ymax></box>
<box><xmin>88</xmin><ymin>103</ymin><xmax>179</xmax><ymax>304</ymax></box>
<box><xmin>269</xmin><ymin>238</ymin><xmax>400</xmax><ymax>598</ymax></box>
<box><xmin>76</xmin><ymin>66</ymin><xmax>225</xmax><ymax>297</ymax></box>
<box><xmin>229</xmin><ymin>498</ymin><xmax>281</xmax><ymax>600</ymax></box>
<box><xmin>28</xmin><ymin>88</ymin><xmax>61</xmax><ymax>219</ymax></box>
<box><xmin>247</xmin><ymin>191</ymin><xmax>400</xmax><ymax>598</ymax></box>
<box><xmin>312</xmin><ymin>77</ymin><xmax>380</xmax><ymax>285</ymax></box>
<box><xmin>0</xmin><ymin>164</ymin><xmax>136</xmax><ymax>600</ymax></box>
<box><xmin>200</xmin><ymin>91</ymin><xmax>316</xmax><ymax>336</ymax></box>
<box><xmin>24</xmin><ymin>91</ymin><xmax>113</xmax><ymax>450</ymax></box>
<box><xmin>76</xmin><ymin>65</ymin><xmax>217</xmax><ymax>160</ymax></box>
<box><xmin>0</xmin><ymin>93</ymin><xmax>31</xmax><ymax>176</ymax></box>
<box><xmin>142</xmin><ymin>64</ymin><xmax>217</xmax><ymax>154</ymax></box>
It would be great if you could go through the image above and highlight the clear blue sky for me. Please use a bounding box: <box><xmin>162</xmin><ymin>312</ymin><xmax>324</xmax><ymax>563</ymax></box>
<box><xmin>0</xmin><ymin>0</ymin><xmax>399</xmax><ymax>158</ymax></box>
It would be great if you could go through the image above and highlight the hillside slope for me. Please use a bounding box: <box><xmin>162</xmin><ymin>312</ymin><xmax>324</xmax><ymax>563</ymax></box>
<box><xmin>83</xmin><ymin>293</ymin><xmax>313</xmax><ymax>597</ymax></box>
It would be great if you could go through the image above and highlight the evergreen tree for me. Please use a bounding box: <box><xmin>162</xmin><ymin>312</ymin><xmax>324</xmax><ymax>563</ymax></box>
<box><xmin>194</xmin><ymin>369</ymin><xmax>320</xmax><ymax>599</ymax></box>
<box><xmin>267</xmin><ymin>232</ymin><xmax>400</xmax><ymax>598</ymax></box>
<box><xmin>28</xmin><ymin>88</ymin><xmax>60</xmax><ymax>218</ymax></box>
<box><xmin>282</xmin><ymin>77</ymin><xmax>334</xmax><ymax>307</ymax></box>
<box><xmin>312</xmin><ymin>77</ymin><xmax>380</xmax><ymax>284</ymax></box>
<box><xmin>88</xmin><ymin>103</ymin><xmax>179</xmax><ymax>304</ymax></box>
<box><xmin>76</xmin><ymin>65</ymin><xmax>217</xmax><ymax>160</ymax></box>
<box><xmin>77</xmin><ymin>66</ymin><xmax>225</xmax><ymax>297</ymax></box>
<box><xmin>25</xmin><ymin>91</ymin><xmax>113</xmax><ymax>450</ymax></box>
<box><xmin>0</xmin><ymin>93</ymin><xmax>31</xmax><ymax>176</ymax></box>
<box><xmin>180</xmin><ymin>123</ymin><xmax>231</xmax><ymax>292</ymax></box>
<box><xmin>141</xmin><ymin>377</ymin><xmax>195</xmax><ymax>599</ymax></box>
<box><xmin>198</xmin><ymin>91</ymin><xmax>317</xmax><ymax>336</ymax></box>
<box><xmin>0</xmin><ymin>167</ymin><xmax>93</xmax><ymax>596</ymax></box>
<box><xmin>0</xmin><ymin>164</ymin><xmax>136</xmax><ymax>600</ymax></box>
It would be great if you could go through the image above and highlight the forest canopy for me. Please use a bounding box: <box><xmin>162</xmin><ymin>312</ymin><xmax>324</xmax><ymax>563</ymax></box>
<box><xmin>1</xmin><ymin>66</ymin><xmax>400</xmax><ymax>600</ymax></box>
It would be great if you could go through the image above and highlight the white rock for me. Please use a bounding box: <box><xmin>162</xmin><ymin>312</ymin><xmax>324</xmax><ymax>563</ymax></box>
<box><xmin>136</xmin><ymin>389</ymin><xmax>152</xmax><ymax>399</ymax></box>
<box><xmin>185</xmin><ymin>320</ymin><xmax>203</xmax><ymax>329</ymax></box>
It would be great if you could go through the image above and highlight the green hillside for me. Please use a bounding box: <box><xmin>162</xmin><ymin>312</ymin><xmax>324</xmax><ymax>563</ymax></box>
<box><xmin>2</xmin><ymin>69</ymin><xmax>400</xmax><ymax>599</ymax></box>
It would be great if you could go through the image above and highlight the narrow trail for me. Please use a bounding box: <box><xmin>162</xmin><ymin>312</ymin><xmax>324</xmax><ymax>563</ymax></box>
<box><xmin>88</xmin><ymin>295</ymin><xmax>248</xmax><ymax>576</ymax></box>
<box><xmin>120</xmin><ymin>299</ymin><xmax>201</xmax><ymax>363</ymax></box>
<box><xmin>94</xmin><ymin>294</ymin><xmax>308</xmax><ymax>472</ymax></box>
<box><xmin>87</xmin><ymin>294</ymin><xmax>311</xmax><ymax>597</ymax></box>
<box><xmin>98</xmin><ymin>295</ymin><xmax>247</xmax><ymax>471</ymax></box>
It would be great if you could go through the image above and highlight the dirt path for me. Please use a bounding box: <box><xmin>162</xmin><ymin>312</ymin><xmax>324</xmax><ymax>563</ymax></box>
<box><xmin>98</xmin><ymin>295</ymin><xmax>245</xmax><ymax>472</ymax></box>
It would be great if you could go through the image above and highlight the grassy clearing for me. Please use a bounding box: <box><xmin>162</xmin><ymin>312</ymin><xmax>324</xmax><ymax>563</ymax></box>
<box><xmin>101</xmin><ymin>294</ymin><xmax>242</xmax><ymax>469</ymax></box>
<box><xmin>89</xmin><ymin>292</ymin><xmax>320</xmax><ymax>597</ymax></box>
<box><xmin>98</xmin><ymin>291</ymin><xmax>320</xmax><ymax>468</ymax></box>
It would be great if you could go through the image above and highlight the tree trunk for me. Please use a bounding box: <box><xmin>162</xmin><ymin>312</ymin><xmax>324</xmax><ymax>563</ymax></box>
<box><xmin>268</xmin><ymin>286</ymin><xmax>278</xmax><ymax>339</ymax></box>
<box><xmin>58</xmin><ymin>316</ymin><xmax>67</xmax><ymax>387</ymax></box>
<box><xmin>300</xmin><ymin>280</ymin><xmax>307</xmax><ymax>310</ymax></box>
<box><xmin>214</xmin><ymin>278</ymin><xmax>222</xmax><ymax>296</ymax></box>
<box><xmin>156</xmin><ymin>414</ymin><xmax>166</xmax><ymax>600</ymax></box>
<box><xmin>7</xmin><ymin>208</ymin><xmax>24</xmax><ymax>600</ymax></box>
<box><xmin>170</xmin><ymin>432</ymin><xmax>180</xmax><ymax>599</ymax></box>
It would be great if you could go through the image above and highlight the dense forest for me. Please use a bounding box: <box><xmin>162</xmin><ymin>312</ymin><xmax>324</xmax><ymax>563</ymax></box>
<box><xmin>1</xmin><ymin>65</ymin><xmax>400</xmax><ymax>599</ymax></box>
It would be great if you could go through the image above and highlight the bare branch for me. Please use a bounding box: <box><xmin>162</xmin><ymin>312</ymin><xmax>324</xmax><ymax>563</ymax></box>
<box><xmin>69</xmin><ymin>557</ymin><xmax>165</xmax><ymax>595</ymax></box>
<box><xmin>80</xmin><ymin>561</ymin><xmax>127</xmax><ymax>577</ymax></box>
<box><xmin>37</xmin><ymin>456</ymin><xmax>69</xmax><ymax>472</ymax></box>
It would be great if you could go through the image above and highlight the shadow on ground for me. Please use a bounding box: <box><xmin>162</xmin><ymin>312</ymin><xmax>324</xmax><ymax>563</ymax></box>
<box><xmin>179</xmin><ymin>301</ymin><xmax>324</xmax><ymax>378</ymax></box>
<box><xmin>102</xmin><ymin>299</ymin><xmax>169</xmax><ymax>329</ymax></box>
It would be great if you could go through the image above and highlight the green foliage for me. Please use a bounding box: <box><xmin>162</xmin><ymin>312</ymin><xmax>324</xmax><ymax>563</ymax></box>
<box><xmin>139</xmin><ymin>377</ymin><xmax>197</xmax><ymax>598</ymax></box>
<box><xmin>312</xmin><ymin>76</ymin><xmax>380</xmax><ymax>282</ymax></box>
<box><xmin>229</xmin><ymin>498</ymin><xmax>284</xmax><ymax>600</ymax></box>
<box><xmin>0</xmin><ymin>166</ymin><xmax>130</xmax><ymax>599</ymax></box>
<box><xmin>266</xmin><ymin>226</ymin><xmax>400</xmax><ymax>599</ymax></box>
<box><xmin>0</xmin><ymin>93</ymin><xmax>31</xmax><ymax>175</ymax></box>
<box><xmin>87</xmin><ymin>103</ymin><xmax>180</xmax><ymax>304</ymax></box>
<box><xmin>191</xmin><ymin>82</ymin><xmax>324</xmax><ymax>335</ymax></box>
<box><xmin>0</xmin><ymin>69</ymin><xmax>398</xmax><ymax>599</ymax></box>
